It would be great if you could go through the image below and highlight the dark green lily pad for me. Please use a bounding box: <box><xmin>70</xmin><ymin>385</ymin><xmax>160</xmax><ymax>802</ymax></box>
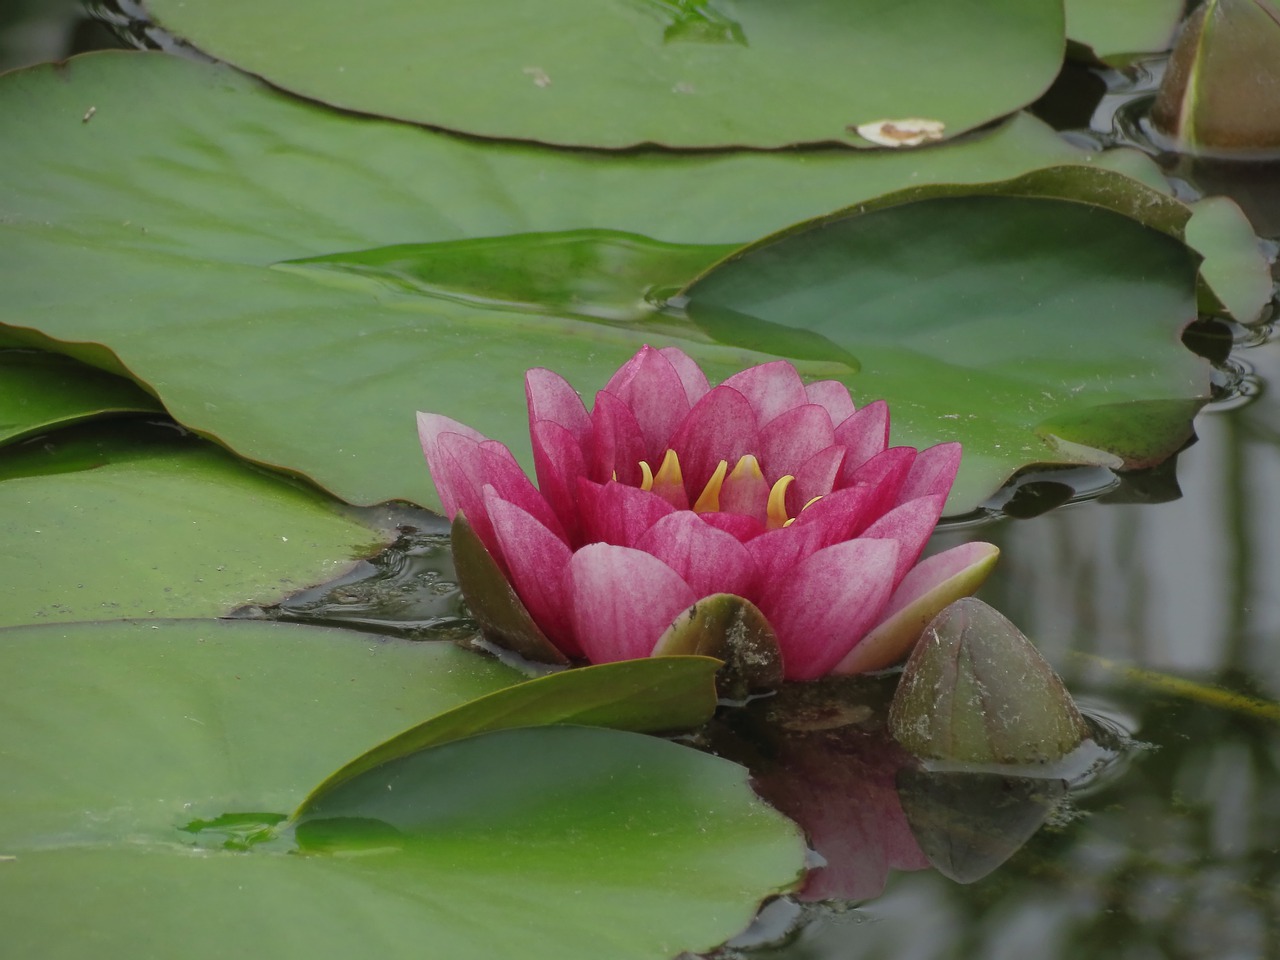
<box><xmin>0</xmin><ymin>423</ymin><xmax>387</xmax><ymax>628</ymax></box>
<box><xmin>0</xmin><ymin>349</ymin><xmax>163</xmax><ymax>445</ymax></box>
<box><xmin>0</xmin><ymin>52</ymin><xmax>1177</xmax><ymax>515</ymax></box>
<box><xmin>298</xmin><ymin>655</ymin><xmax>722</xmax><ymax>809</ymax></box>
<box><xmin>145</xmin><ymin>0</ymin><xmax>1064</xmax><ymax>148</ymax></box>
<box><xmin>0</xmin><ymin>619</ymin><xmax>803</xmax><ymax>960</ymax></box>
<box><xmin>681</xmin><ymin>171</ymin><xmax>1212</xmax><ymax>509</ymax></box>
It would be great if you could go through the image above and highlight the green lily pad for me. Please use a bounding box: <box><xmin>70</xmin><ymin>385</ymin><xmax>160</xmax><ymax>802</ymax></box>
<box><xmin>0</xmin><ymin>423</ymin><xmax>387</xmax><ymax>627</ymax></box>
<box><xmin>1186</xmin><ymin>196</ymin><xmax>1275</xmax><ymax>323</ymax></box>
<box><xmin>0</xmin><ymin>349</ymin><xmax>164</xmax><ymax>445</ymax></box>
<box><xmin>680</xmin><ymin>171</ymin><xmax>1209</xmax><ymax>510</ymax></box>
<box><xmin>0</xmin><ymin>52</ymin><xmax>1164</xmax><ymax>514</ymax></box>
<box><xmin>145</xmin><ymin>0</ymin><xmax>1064</xmax><ymax>148</ymax></box>
<box><xmin>0</xmin><ymin>619</ymin><xmax>803</xmax><ymax>960</ymax></box>
<box><xmin>1065</xmin><ymin>0</ymin><xmax>1183</xmax><ymax>63</ymax></box>
<box><xmin>298</xmin><ymin>655</ymin><xmax>722</xmax><ymax>809</ymax></box>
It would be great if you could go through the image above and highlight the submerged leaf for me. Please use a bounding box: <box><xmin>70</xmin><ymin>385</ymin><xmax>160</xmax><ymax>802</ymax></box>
<box><xmin>896</xmin><ymin>768</ymin><xmax>1068</xmax><ymax>883</ymax></box>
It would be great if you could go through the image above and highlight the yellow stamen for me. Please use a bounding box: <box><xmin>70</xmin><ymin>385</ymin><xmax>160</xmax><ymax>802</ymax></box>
<box><xmin>611</xmin><ymin>470</ymin><xmax>618</xmax><ymax>482</ymax></box>
<box><xmin>652</xmin><ymin>448</ymin><xmax>683</xmax><ymax>492</ymax></box>
<box><xmin>727</xmin><ymin>454</ymin><xmax>764</xmax><ymax>485</ymax></box>
<box><xmin>766</xmin><ymin>475</ymin><xmax>795</xmax><ymax>530</ymax></box>
<box><xmin>783</xmin><ymin>517</ymin><xmax>796</xmax><ymax>527</ymax></box>
<box><xmin>639</xmin><ymin>460</ymin><xmax>654</xmax><ymax>491</ymax></box>
<box><xmin>693</xmin><ymin>459</ymin><xmax>729</xmax><ymax>513</ymax></box>
<box><xmin>802</xmin><ymin>495</ymin><xmax>823</xmax><ymax>512</ymax></box>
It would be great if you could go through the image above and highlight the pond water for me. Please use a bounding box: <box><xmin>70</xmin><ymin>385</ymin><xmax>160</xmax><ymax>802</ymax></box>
<box><xmin>4</xmin><ymin>5</ymin><xmax>1279</xmax><ymax>959</ymax></box>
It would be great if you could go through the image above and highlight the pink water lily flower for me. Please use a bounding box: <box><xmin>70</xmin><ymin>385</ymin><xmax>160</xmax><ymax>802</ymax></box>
<box><xmin>419</xmin><ymin>346</ymin><xmax>998</xmax><ymax>681</ymax></box>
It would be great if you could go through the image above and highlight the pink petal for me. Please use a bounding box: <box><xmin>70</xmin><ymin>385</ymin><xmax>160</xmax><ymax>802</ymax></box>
<box><xmin>577</xmin><ymin>477</ymin><xmax>674</xmax><ymax>548</ymax></box>
<box><xmin>858</xmin><ymin>494</ymin><xmax>946</xmax><ymax>586</ymax></box>
<box><xmin>881</xmin><ymin>541</ymin><xmax>1000</xmax><ymax>624</ymax></box>
<box><xmin>838</xmin><ymin>446</ymin><xmax>917</xmax><ymax>531</ymax></box>
<box><xmin>747</xmin><ymin>522</ymin><xmax>826</xmax><ymax>587</ymax></box>
<box><xmin>525</xmin><ymin>367</ymin><xmax>591</xmax><ymax>449</ymax></box>
<box><xmin>790</xmin><ymin>483</ymin><xmax>879</xmax><ymax>548</ymax></box>
<box><xmin>601</xmin><ymin>346</ymin><xmax>691</xmax><ymax>463</ymax></box>
<box><xmin>833</xmin><ymin>542</ymin><xmax>1000</xmax><ymax>675</ymax></box>
<box><xmin>791</xmin><ymin>445</ymin><xmax>846</xmax><ymax>512</ymax></box>
<box><xmin>804</xmin><ymin>380</ymin><xmax>857</xmax><ymax>425</ymax></box>
<box><xmin>658</xmin><ymin>347</ymin><xmax>711</xmax><ymax>406</ymax></box>
<box><xmin>834</xmin><ymin>400</ymin><xmax>890</xmax><ymax>476</ymax></box>
<box><xmin>760</xmin><ymin>538</ymin><xmax>900</xmax><ymax>680</ymax></box>
<box><xmin>698</xmin><ymin>511</ymin><xmax>767</xmax><ymax>543</ymax></box>
<box><xmin>484</xmin><ymin>489</ymin><xmax>579</xmax><ymax>656</ymax></box>
<box><xmin>589</xmin><ymin>390</ymin><xmax>646</xmax><ymax>486</ymax></box>
<box><xmin>435</xmin><ymin>433</ymin><xmax>564</xmax><ymax>563</ymax></box>
<box><xmin>721</xmin><ymin>360</ymin><xmax>809</xmax><ymax>426</ymax></box>
<box><xmin>530</xmin><ymin>419</ymin><xmax>587</xmax><ymax>546</ymax></box>
<box><xmin>568</xmin><ymin>543</ymin><xmax>697</xmax><ymax>663</ymax></box>
<box><xmin>667</xmin><ymin>385</ymin><xmax>759</xmax><ymax>500</ymax></box>
<box><xmin>634</xmin><ymin>511</ymin><xmax>757</xmax><ymax>598</ymax></box>
<box><xmin>895</xmin><ymin>441</ymin><xmax>962</xmax><ymax>505</ymax></box>
<box><xmin>759</xmin><ymin>403</ymin><xmax>837</xmax><ymax>482</ymax></box>
<box><xmin>416</xmin><ymin>412</ymin><xmax>489</xmax><ymax>518</ymax></box>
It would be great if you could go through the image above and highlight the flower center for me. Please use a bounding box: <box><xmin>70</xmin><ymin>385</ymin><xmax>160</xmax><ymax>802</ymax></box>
<box><xmin>638</xmin><ymin>448</ymin><xmax>817</xmax><ymax>529</ymax></box>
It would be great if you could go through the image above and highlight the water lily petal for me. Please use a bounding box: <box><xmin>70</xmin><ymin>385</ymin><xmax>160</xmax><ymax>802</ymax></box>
<box><xmin>635</xmin><ymin>511</ymin><xmax>757</xmax><ymax>598</ymax></box>
<box><xmin>759</xmin><ymin>403</ymin><xmax>838</xmax><ymax>482</ymax></box>
<box><xmin>834</xmin><ymin>400</ymin><xmax>891</xmax><ymax>476</ymax></box>
<box><xmin>577</xmin><ymin>477</ymin><xmax>674</xmax><ymax>548</ymax></box>
<box><xmin>746</xmin><ymin>522</ymin><xmax>826</xmax><ymax>585</ymax></box>
<box><xmin>721</xmin><ymin>360</ymin><xmax>809</xmax><ymax>426</ymax></box>
<box><xmin>804</xmin><ymin>380</ymin><xmax>857</xmax><ymax>425</ymax></box>
<box><xmin>568</xmin><ymin>543</ymin><xmax>697</xmax><ymax>663</ymax></box>
<box><xmin>833</xmin><ymin>542</ymin><xmax>1000</xmax><ymax>675</ymax></box>
<box><xmin>485</xmin><ymin>487</ymin><xmax>579</xmax><ymax>655</ymax></box>
<box><xmin>433</xmin><ymin>432</ymin><xmax>564</xmax><ymax>563</ymax></box>
<box><xmin>658</xmin><ymin>346</ymin><xmax>711</xmax><ymax>406</ymax></box>
<box><xmin>859</xmin><ymin>494</ymin><xmax>946</xmax><ymax>585</ymax></box>
<box><xmin>896</xmin><ymin>441</ymin><xmax>962</xmax><ymax>505</ymax></box>
<box><xmin>840</xmin><ymin>446</ymin><xmax>917</xmax><ymax>529</ymax></box>
<box><xmin>525</xmin><ymin>366</ymin><xmax>591</xmax><ymax>449</ymax></box>
<box><xmin>790</xmin><ymin>482</ymin><xmax>879</xmax><ymax>547</ymax></box>
<box><xmin>601</xmin><ymin>344</ymin><xmax>691</xmax><ymax>463</ymax></box>
<box><xmin>761</xmin><ymin>538</ymin><xmax>900</xmax><ymax>681</ymax></box>
<box><xmin>530</xmin><ymin>419</ymin><xmax>587</xmax><ymax>544</ymax></box>
<box><xmin>416</xmin><ymin>411</ymin><xmax>489</xmax><ymax>517</ymax></box>
<box><xmin>698</xmin><ymin>511</ymin><xmax>767</xmax><ymax>543</ymax></box>
<box><xmin>791</xmin><ymin>444</ymin><xmax>846</xmax><ymax>512</ymax></box>
<box><xmin>668</xmin><ymin>385</ymin><xmax>759</xmax><ymax>501</ymax></box>
<box><xmin>589</xmin><ymin>389</ymin><xmax>646</xmax><ymax>486</ymax></box>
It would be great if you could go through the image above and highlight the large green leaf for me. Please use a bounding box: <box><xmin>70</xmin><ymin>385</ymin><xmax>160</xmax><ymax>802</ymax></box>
<box><xmin>0</xmin><ymin>424</ymin><xmax>387</xmax><ymax>627</ymax></box>
<box><xmin>0</xmin><ymin>52</ymin><xmax>1158</xmax><ymax>513</ymax></box>
<box><xmin>0</xmin><ymin>349</ymin><xmax>163</xmax><ymax>445</ymax></box>
<box><xmin>680</xmin><ymin>178</ymin><xmax>1208</xmax><ymax>509</ymax></box>
<box><xmin>0</xmin><ymin>619</ymin><xmax>803</xmax><ymax>960</ymax></box>
<box><xmin>145</xmin><ymin>0</ymin><xmax>1064</xmax><ymax>149</ymax></box>
<box><xmin>298</xmin><ymin>656</ymin><xmax>723</xmax><ymax>808</ymax></box>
